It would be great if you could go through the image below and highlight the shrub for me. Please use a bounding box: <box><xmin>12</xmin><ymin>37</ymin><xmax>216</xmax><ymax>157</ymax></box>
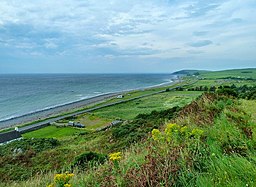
<box><xmin>111</xmin><ymin>107</ymin><xmax>180</xmax><ymax>145</ymax></box>
<box><xmin>0</xmin><ymin>138</ymin><xmax>59</xmax><ymax>156</ymax></box>
<box><xmin>217</xmin><ymin>88</ymin><xmax>238</xmax><ymax>97</ymax></box>
<box><xmin>71</xmin><ymin>152</ymin><xmax>107</xmax><ymax>170</ymax></box>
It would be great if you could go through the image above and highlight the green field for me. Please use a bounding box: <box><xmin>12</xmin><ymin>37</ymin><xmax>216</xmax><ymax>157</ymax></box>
<box><xmin>92</xmin><ymin>91</ymin><xmax>202</xmax><ymax>120</ymax></box>
<box><xmin>180</xmin><ymin>69</ymin><xmax>256</xmax><ymax>89</ymax></box>
<box><xmin>200</xmin><ymin>68</ymin><xmax>256</xmax><ymax>79</ymax></box>
<box><xmin>22</xmin><ymin>126</ymin><xmax>86</xmax><ymax>139</ymax></box>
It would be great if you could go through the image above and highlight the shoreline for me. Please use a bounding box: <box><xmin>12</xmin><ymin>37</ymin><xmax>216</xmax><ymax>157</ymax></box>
<box><xmin>0</xmin><ymin>79</ymin><xmax>177</xmax><ymax>130</ymax></box>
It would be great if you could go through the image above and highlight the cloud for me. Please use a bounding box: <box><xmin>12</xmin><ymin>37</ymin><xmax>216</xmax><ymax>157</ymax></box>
<box><xmin>193</xmin><ymin>31</ymin><xmax>208</xmax><ymax>36</ymax></box>
<box><xmin>188</xmin><ymin>40</ymin><xmax>213</xmax><ymax>47</ymax></box>
<box><xmin>0</xmin><ymin>0</ymin><xmax>255</xmax><ymax>73</ymax></box>
<box><xmin>184</xmin><ymin>3</ymin><xmax>220</xmax><ymax>18</ymax></box>
<box><xmin>186</xmin><ymin>50</ymin><xmax>204</xmax><ymax>54</ymax></box>
<box><xmin>44</xmin><ymin>40</ymin><xmax>58</xmax><ymax>49</ymax></box>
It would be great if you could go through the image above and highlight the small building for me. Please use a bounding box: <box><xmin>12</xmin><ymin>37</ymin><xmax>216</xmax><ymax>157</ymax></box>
<box><xmin>68</xmin><ymin>121</ymin><xmax>74</xmax><ymax>126</ymax></box>
<box><xmin>74</xmin><ymin>123</ymin><xmax>85</xmax><ymax>128</ymax></box>
<box><xmin>116</xmin><ymin>95</ymin><xmax>124</xmax><ymax>99</ymax></box>
<box><xmin>0</xmin><ymin>130</ymin><xmax>22</xmax><ymax>144</ymax></box>
<box><xmin>68</xmin><ymin>121</ymin><xmax>85</xmax><ymax>128</ymax></box>
<box><xmin>111</xmin><ymin>120</ymin><xmax>123</xmax><ymax>126</ymax></box>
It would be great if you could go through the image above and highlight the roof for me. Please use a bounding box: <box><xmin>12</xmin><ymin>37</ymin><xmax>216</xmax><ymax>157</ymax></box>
<box><xmin>0</xmin><ymin>130</ymin><xmax>22</xmax><ymax>143</ymax></box>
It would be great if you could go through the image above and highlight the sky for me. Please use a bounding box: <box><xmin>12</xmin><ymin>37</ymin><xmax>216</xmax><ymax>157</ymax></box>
<box><xmin>0</xmin><ymin>0</ymin><xmax>255</xmax><ymax>73</ymax></box>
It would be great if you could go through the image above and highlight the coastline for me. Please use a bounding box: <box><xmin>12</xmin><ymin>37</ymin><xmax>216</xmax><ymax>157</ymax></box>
<box><xmin>0</xmin><ymin>79</ymin><xmax>177</xmax><ymax>130</ymax></box>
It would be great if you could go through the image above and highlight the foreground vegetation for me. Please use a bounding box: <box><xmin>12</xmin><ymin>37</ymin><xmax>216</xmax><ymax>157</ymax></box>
<box><xmin>1</xmin><ymin>68</ymin><xmax>255</xmax><ymax>187</ymax></box>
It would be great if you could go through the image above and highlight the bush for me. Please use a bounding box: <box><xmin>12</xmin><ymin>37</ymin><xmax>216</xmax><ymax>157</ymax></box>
<box><xmin>217</xmin><ymin>88</ymin><xmax>238</xmax><ymax>97</ymax></box>
<box><xmin>247</xmin><ymin>90</ymin><xmax>256</xmax><ymax>100</ymax></box>
<box><xmin>112</xmin><ymin>107</ymin><xmax>180</xmax><ymax>143</ymax></box>
<box><xmin>0</xmin><ymin>138</ymin><xmax>60</xmax><ymax>182</ymax></box>
<box><xmin>71</xmin><ymin>152</ymin><xmax>107</xmax><ymax>170</ymax></box>
<box><xmin>0</xmin><ymin>138</ymin><xmax>59</xmax><ymax>156</ymax></box>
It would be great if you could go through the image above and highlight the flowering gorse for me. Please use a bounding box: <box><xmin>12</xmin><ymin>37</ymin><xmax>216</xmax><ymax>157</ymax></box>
<box><xmin>47</xmin><ymin>172</ymin><xmax>74</xmax><ymax>187</ymax></box>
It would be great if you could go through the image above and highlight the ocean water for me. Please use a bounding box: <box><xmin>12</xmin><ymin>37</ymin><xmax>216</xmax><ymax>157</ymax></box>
<box><xmin>0</xmin><ymin>74</ymin><xmax>174</xmax><ymax>122</ymax></box>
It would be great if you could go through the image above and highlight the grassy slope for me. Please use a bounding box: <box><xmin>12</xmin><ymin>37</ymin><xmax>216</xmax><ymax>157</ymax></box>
<box><xmin>75</xmin><ymin>94</ymin><xmax>256</xmax><ymax>187</ymax></box>
<box><xmin>8</xmin><ymin>93</ymin><xmax>256</xmax><ymax>187</ymax></box>
<box><xmin>192</xmin><ymin>68</ymin><xmax>256</xmax><ymax>87</ymax></box>
<box><xmin>200</xmin><ymin>68</ymin><xmax>256</xmax><ymax>79</ymax></box>
<box><xmin>1</xmin><ymin>68</ymin><xmax>256</xmax><ymax>186</ymax></box>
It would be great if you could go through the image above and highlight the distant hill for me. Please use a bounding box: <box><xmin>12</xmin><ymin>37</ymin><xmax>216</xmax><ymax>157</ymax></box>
<box><xmin>171</xmin><ymin>70</ymin><xmax>210</xmax><ymax>76</ymax></box>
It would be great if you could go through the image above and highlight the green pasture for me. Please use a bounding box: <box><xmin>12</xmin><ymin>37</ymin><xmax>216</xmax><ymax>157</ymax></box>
<box><xmin>22</xmin><ymin>126</ymin><xmax>84</xmax><ymax>139</ymax></box>
<box><xmin>93</xmin><ymin>91</ymin><xmax>202</xmax><ymax>120</ymax></box>
<box><xmin>200</xmin><ymin>68</ymin><xmax>256</xmax><ymax>79</ymax></box>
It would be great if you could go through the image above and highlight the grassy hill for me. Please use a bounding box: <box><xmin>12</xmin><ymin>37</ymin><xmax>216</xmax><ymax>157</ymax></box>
<box><xmin>1</xmin><ymin>68</ymin><xmax>256</xmax><ymax>187</ymax></box>
<box><xmin>199</xmin><ymin>68</ymin><xmax>256</xmax><ymax>79</ymax></box>
<box><xmin>171</xmin><ymin>70</ymin><xmax>209</xmax><ymax>76</ymax></box>
<box><xmin>172</xmin><ymin>68</ymin><xmax>256</xmax><ymax>79</ymax></box>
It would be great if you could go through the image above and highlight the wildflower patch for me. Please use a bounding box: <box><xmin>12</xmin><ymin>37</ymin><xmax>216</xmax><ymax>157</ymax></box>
<box><xmin>152</xmin><ymin>123</ymin><xmax>204</xmax><ymax>144</ymax></box>
<box><xmin>47</xmin><ymin>172</ymin><xmax>74</xmax><ymax>187</ymax></box>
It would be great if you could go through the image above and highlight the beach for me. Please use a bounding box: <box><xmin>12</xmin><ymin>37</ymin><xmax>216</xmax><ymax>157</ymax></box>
<box><xmin>0</xmin><ymin>80</ymin><xmax>176</xmax><ymax>130</ymax></box>
<box><xmin>0</xmin><ymin>92</ymin><xmax>120</xmax><ymax>129</ymax></box>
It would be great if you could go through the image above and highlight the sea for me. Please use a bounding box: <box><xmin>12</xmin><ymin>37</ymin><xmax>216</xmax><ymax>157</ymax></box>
<box><xmin>0</xmin><ymin>74</ymin><xmax>175</xmax><ymax>122</ymax></box>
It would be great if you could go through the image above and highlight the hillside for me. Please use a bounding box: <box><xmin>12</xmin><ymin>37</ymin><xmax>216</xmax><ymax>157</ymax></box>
<box><xmin>172</xmin><ymin>68</ymin><xmax>256</xmax><ymax>79</ymax></box>
<box><xmin>171</xmin><ymin>70</ymin><xmax>209</xmax><ymax>76</ymax></box>
<box><xmin>0</xmin><ymin>68</ymin><xmax>256</xmax><ymax>187</ymax></box>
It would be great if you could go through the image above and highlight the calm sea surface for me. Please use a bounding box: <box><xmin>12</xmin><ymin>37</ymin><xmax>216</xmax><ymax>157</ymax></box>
<box><xmin>0</xmin><ymin>74</ymin><xmax>174</xmax><ymax>121</ymax></box>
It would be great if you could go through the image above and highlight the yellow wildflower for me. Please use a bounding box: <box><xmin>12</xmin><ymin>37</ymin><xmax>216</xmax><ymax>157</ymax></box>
<box><xmin>165</xmin><ymin>123</ymin><xmax>180</xmax><ymax>135</ymax></box>
<box><xmin>54</xmin><ymin>173</ymin><xmax>74</xmax><ymax>184</ymax></box>
<box><xmin>47</xmin><ymin>184</ymin><xmax>54</xmax><ymax>187</ymax></box>
<box><xmin>109</xmin><ymin>152</ymin><xmax>122</xmax><ymax>161</ymax></box>
<box><xmin>67</xmin><ymin>173</ymin><xmax>74</xmax><ymax>178</ymax></box>
<box><xmin>54</xmin><ymin>174</ymin><xmax>63</xmax><ymax>182</ymax></box>
<box><xmin>151</xmin><ymin>129</ymin><xmax>162</xmax><ymax>141</ymax></box>
<box><xmin>191</xmin><ymin>128</ymin><xmax>204</xmax><ymax>137</ymax></box>
<box><xmin>64</xmin><ymin>184</ymin><xmax>72</xmax><ymax>187</ymax></box>
<box><xmin>180</xmin><ymin>126</ymin><xmax>188</xmax><ymax>133</ymax></box>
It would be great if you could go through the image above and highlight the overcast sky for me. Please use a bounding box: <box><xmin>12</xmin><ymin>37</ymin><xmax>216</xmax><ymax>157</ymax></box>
<box><xmin>0</xmin><ymin>0</ymin><xmax>255</xmax><ymax>73</ymax></box>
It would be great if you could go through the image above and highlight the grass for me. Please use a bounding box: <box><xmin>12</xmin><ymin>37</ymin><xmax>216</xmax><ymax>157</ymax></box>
<box><xmin>22</xmin><ymin>126</ymin><xmax>85</xmax><ymax>139</ymax></box>
<box><xmin>181</xmin><ymin>68</ymin><xmax>256</xmax><ymax>89</ymax></box>
<box><xmin>72</xmin><ymin>114</ymin><xmax>111</xmax><ymax>130</ymax></box>
<box><xmin>56</xmin><ymin>113</ymin><xmax>111</xmax><ymax>130</ymax></box>
<box><xmin>93</xmin><ymin>91</ymin><xmax>201</xmax><ymax>120</ymax></box>
<box><xmin>240</xmin><ymin>99</ymin><xmax>256</xmax><ymax>123</ymax></box>
<box><xmin>81</xmin><ymin>93</ymin><xmax>255</xmax><ymax>187</ymax></box>
<box><xmin>200</xmin><ymin>68</ymin><xmax>256</xmax><ymax>79</ymax></box>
